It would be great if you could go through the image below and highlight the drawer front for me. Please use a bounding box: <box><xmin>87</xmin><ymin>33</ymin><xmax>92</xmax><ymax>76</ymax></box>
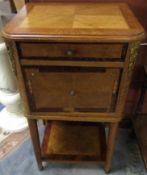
<box><xmin>19</xmin><ymin>42</ymin><xmax>127</xmax><ymax>61</ymax></box>
<box><xmin>23</xmin><ymin>67</ymin><xmax>121</xmax><ymax>113</ymax></box>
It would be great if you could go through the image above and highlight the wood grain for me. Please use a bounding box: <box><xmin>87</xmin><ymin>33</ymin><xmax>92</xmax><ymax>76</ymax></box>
<box><xmin>19</xmin><ymin>42</ymin><xmax>124</xmax><ymax>60</ymax></box>
<box><xmin>23</xmin><ymin>67</ymin><xmax>120</xmax><ymax>113</ymax></box>
<box><xmin>41</xmin><ymin>121</ymin><xmax>106</xmax><ymax>162</ymax></box>
<box><xmin>2</xmin><ymin>3</ymin><xmax>145</xmax><ymax>41</ymax></box>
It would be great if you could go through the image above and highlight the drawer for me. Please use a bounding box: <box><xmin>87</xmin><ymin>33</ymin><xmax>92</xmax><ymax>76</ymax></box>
<box><xmin>23</xmin><ymin>67</ymin><xmax>121</xmax><ymax>113</ymax></box>
<box><xmin>19</xmin><ymin>42</ymin><xmax>127</xmax><ymax>60</ymax></box>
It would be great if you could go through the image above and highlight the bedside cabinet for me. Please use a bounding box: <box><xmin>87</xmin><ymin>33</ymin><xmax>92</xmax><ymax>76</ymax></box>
<box><xmin>2</xmin><ymin>2</ymin><xmax>145</xmax><ymax>173</ymax></box>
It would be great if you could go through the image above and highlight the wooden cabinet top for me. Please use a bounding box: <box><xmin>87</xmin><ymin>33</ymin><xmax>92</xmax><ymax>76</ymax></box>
<box><xmin>2</xmin><ymin>2</ymin><xmax>145</xmax><ymax>41</ymax></box>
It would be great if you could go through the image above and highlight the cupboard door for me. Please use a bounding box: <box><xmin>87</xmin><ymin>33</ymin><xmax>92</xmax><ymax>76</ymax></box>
<box><xmin>23</xmin><ymin>67</ymin><xmax>121</xmax><ymax>113</ymax></box>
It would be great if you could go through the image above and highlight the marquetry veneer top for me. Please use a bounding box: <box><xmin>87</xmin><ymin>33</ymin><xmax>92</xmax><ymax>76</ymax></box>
<box><xmin>2</xmin><ymin>2</ymin><xmax>145</xmax><ymax>41</ymax></box>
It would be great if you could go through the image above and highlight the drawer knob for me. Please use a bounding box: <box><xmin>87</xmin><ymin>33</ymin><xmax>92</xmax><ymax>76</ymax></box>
<box><xmin>67</xmin><ymin>50</ymin><xmax>74</xmax><ymax>56</ymax></box>
<box><xmin>69</xmin><ymin>90</ymin><xmax>76</xmax><ymax>96</ymax></box>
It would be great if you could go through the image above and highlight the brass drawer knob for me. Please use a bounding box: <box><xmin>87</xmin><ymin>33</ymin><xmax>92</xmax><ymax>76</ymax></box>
<box><xmin>69</xmin><ymin>90</ymin><xmax>76</xmax><ymax>96</ymax></box>
<box><xmin>66</xmin><ymin>50</ymin><xmax>74</xmax><ymax>56</ymax></box>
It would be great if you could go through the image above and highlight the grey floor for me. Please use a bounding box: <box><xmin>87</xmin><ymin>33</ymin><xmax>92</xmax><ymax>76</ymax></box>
<box><xmin>0</xmin><ymin>127</ymin><xmax>146</xmax><ymax>175</ymax></box>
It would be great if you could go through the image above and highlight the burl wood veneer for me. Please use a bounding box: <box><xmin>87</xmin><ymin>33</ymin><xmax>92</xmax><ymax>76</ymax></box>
<box><xmin>42</xmin><ymin>121</ymin><xmax>106</xmax><ymax>162</ymax></box>
<box><xmin>2</xmin><ymin>2</ymin><xmax>145</xmax><ymax>173</ymax></box>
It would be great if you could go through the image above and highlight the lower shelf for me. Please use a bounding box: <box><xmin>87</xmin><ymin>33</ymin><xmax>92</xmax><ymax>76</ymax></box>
<box><xmin>41</xmin><ymin>121</ymin><xmax>106</xmax><ymax>163</ymax></box>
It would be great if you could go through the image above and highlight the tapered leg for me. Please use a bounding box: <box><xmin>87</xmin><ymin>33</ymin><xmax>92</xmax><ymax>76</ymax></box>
<box><xmin>28</xmin><ymin>119</ymin><xmax>43</xmax><ymax>170</ymax></box>
<box><xmin>105</xmin><ymin>123</ymin><xmax>119</xmax><ymax>173</ymax></box>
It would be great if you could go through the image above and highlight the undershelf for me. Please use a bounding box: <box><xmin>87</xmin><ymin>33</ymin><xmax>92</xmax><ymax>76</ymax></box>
<box><xmin>41</xmin><ymin>121</ymin><xmax>106</xmax><ymax>163</ymax></box>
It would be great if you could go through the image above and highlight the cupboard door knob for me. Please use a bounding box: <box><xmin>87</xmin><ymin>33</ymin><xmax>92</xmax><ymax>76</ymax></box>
<box><xmin>31</xmin><ymin>72</ymin><xmax>35</xmax><ymax>76</ymax></box>
<box><xmin>69</xmin><ymin>90</ymin><xmax>76</xmax><ymax>96</ymax></box>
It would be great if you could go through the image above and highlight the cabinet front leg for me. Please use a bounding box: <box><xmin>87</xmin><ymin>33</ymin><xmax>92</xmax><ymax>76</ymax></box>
<box><xmin>28</xmin><ymin>119</ymin><xmax>43</xmax><ymax>170</ymax></box>
<box><xmin>105</xmin><ymin>123</ymin><xmax>119</xmax><ymax>173</ymax></box>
